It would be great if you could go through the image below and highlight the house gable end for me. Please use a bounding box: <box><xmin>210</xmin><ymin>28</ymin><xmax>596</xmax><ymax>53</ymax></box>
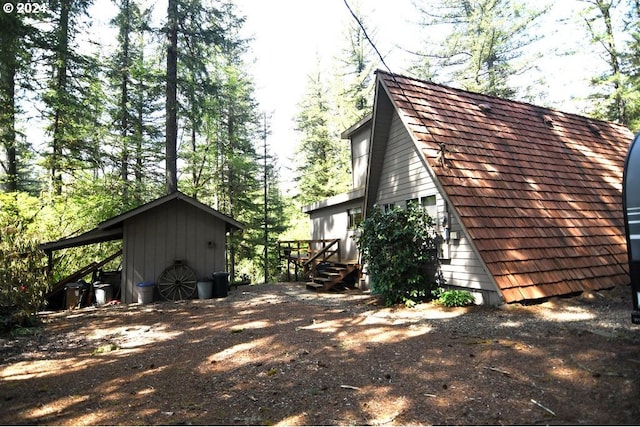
<box><xmin>376</xmin><ymin>70</ymin><xmax>633</xmax><ymax>303</ymax></box>
<box><xmin>369</xmin><ymin>94</ymin><xmax>501</xmax><ymax>303</ymax></box>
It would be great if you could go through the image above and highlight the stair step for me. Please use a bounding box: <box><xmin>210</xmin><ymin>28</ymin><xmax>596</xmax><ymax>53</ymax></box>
<box><xmin>325</xmin><ymin>272</ymin><xmax>343</xmax><ymax>277</ymax></box>
<box><xmin>306</xmin><ymin>261</ymin><xmax>360</xmax><ymax>292</ymax></box>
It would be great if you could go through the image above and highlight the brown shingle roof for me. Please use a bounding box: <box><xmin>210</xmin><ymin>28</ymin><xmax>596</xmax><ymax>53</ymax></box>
<box><xmin>377</xmin><ymin>70</ymin><xmax>633</xmax><ymax>303</ymax></box>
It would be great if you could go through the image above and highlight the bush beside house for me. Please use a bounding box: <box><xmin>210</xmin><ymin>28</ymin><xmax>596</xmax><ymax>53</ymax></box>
<box><xmin>356</xmin><ymin>206</ymin><xmax>443</xmax><ymax>306</ymax></box>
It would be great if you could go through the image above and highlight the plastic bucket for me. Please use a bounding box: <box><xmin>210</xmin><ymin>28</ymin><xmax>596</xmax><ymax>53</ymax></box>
<box><xmin>136</xmin><ymin>281</ymin><xmax>155</xmax><ymax>304</ymax></box>
<box><xmin>94</xmin><ymin>283</ymin><xmax>113</xmax><ymax>306</ymax></box>
<box><xmin>197</xmin><ymin>280</ymin><xmax>213</xmax><ymax>299</ymax></box>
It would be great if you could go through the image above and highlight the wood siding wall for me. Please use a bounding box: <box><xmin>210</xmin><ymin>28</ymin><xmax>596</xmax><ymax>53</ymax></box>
<box><xmin>121</xmin><ymin>199</ymin><xmax>227</xmax><ymax>303</ymax></box>
<box><xmin>351</xmin><ymin>125</ymin><xmax>370</xmax><ymax>190</ymax></box>
<box><xmin>309</xmin><ymin>200</ymin><xmax>362</xmax><ymax>262</ymax></box>
<box><xmin>375</xmin><ymin>111</ymin><xmax>501</xmax><ymax>304</ymax></box>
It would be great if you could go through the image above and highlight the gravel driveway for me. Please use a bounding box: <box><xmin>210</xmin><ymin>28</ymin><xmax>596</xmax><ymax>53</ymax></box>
<box><xmin>1</xmin><ymin>283</ymin><xmax>639</xmax><ymax>425</ymax></box>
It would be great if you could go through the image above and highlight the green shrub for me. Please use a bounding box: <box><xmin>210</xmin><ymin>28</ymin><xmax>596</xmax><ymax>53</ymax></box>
<box><xmin>0</xmin><ymin>193</ymin><xmax>50</xmax><ymax>332</ymax></box>
<box><xmin>434</xmin><ymin>288</ymin><xmax>475</xmax><ymax>307</ymax></box>
<box><xmin>356</xmin><ymin>206</ymin><xmax>443</xmax><ymax>307</ymax></box>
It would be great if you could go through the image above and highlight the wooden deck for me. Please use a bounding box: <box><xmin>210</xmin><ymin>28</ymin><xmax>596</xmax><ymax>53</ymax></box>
<box><xmin>278</xmin><ymin>239</ymin><xmax>360</xmax><ymax>291</ymax></box>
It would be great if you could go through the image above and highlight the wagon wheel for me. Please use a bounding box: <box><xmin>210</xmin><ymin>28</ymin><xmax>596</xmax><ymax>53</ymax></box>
<box><xmin>157</xmin><ymin>263</ymin><xmax>197</xmax><ymax>301</ymax></box>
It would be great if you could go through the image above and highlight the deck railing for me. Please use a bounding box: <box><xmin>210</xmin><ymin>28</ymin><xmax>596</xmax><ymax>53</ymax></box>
<box><xmin>278</xmin><ymin>239</ymin><xmax>341</xmax><ymax>281</ymax></box>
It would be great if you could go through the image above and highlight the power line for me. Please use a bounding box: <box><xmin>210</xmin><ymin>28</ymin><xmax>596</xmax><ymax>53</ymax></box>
<box><xmin>342</xmin><ymin>0</ymin><xmax>441</xmax><ymax>147</ymax></box>
<box><xmin>342</xmin><ymin>0</ymin><xmax>393</xmax><ymax>76</ymax></box>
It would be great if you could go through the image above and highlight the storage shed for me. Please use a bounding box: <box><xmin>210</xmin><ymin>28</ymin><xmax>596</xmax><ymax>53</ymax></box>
<box><xmin>40</xmin><ymin>191</ymin><xmax>244</xmax><ymax>304</ymax></box>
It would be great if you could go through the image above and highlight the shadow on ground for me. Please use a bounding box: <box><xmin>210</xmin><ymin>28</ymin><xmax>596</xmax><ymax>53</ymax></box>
<box><xmin>1</xmin><ymin>283</ymin><xmax>639</xmax><ymax>425</ymax></box>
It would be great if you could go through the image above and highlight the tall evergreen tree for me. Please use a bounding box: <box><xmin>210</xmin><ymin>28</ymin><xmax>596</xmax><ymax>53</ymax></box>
<box><xmin>335</xmin><ymin>0</ymin><xmax>377</xmax><ymax>129</ymax></box>
<box><xmin>131</xmin><ymin>11</ymin><xmax>165</xmax><ymax>202</ymax></box>
<box><xmin>412</xmin><ymin>0</ymin><xmax>548</xmax><ymax>98</ymax></box>
<box><xmin>216</xmin><ymin>5</ymin><xmax>261</xmax><ymax>278</ymax></box>
<box><xmin>109</xmin><ymin>0</ymin><xmax>137</xmax><ymax>202</ymax></box>
<box><xmin>174</xmin><ymin>1</ymin><xmax>263</xmax><ymax>279</ymax></box>
<box><xmin>165</xmin><ymin>0</ymin><xmax>230</xmax><ymax>196</ymax></box>
<box><xmin>580</xmin><ymin>0</ymin><xmax>634</xmax><ymax>126</ymax></box>
<box><xmin>178</xmin><ymin>0</ymin><xmax>223</xmax><ymax>198</ymax></box>
<box><xmin>257</xmin><ymin>116</ymin><xmax>288</xmax><ymax>284</ymax></box>
<box><xmin>294</xmin><ymin>67</ymin><xmax>350</xmax><ymax>206</ymax></box>
<box><xmin>42</xmin><ymin>0</ymin><xmax>103</xmax><ymax>195</ymax></box>
<box><xmin>107</xmin><ymin>0</ymin><xmax>163</xmax><ymax>204</ymax></box>
<box><xmin>0</xmin><ymin>11</ymin><xmax>28</xmax><ymax>192</ymax></box>
<box><xmin>165</xmin><ymin>0</ymin><xmax>178</xmax><ymax>193</ymax></box>
<box><xmin>0</xmin><ymin>7</ymin><xmax>46</xmax><ymax>193</ymax></box>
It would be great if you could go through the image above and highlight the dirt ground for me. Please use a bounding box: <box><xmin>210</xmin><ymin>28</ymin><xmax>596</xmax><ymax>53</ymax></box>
<box><xmin>1</xmin><ymin>282</ymin><xmax>640</xmax><ymax>426</ymax></box>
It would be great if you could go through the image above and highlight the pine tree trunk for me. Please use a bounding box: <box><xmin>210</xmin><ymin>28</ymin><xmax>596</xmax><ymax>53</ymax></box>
<box><xmin>120</xmin><ymin>0</ymin><xmax>131</xmax><ymax>201</ymax></box>
<box><xmin>51</xmin><ymin>0</ymin><xmax>71</xmax><ymax>195</ymax></box>
<box><xmin>165</xmin><ymin>0</ymin><xmax>178</xmax><ymax>194</ymax></box>
<box><xmin>599</xmin><ymin>1</ymin><xmax>627</xmax><ymax>124</ymax></box>
<box><xmin>0</xmin><ymin>28</ymin><xmax>17</xmax><ymax>192</ymax></box>
<box><xmin>134</xmin><ymin>33</ymin><xmax>145</xmax><ymax>204</ymax></box>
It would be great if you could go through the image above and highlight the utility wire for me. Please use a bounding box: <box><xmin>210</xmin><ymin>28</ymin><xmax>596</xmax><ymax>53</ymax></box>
<box><xmin>342</xmin><ymin>0</ymin><xmax>393</xmax><ymax>76</ymax></box>
<box><xmin>342</xmin><ymin>0</ymin><xmax>442</xmax><ymax>147</ymax></box>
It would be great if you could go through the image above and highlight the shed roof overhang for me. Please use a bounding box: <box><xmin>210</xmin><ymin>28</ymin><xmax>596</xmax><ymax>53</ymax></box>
<box><xmin>38</xmin><ymin>227</ymin><xmax>123</xmax><ymax>253</ymax></box>
<box><xmin>38</xmin><ymin>191</ymin><xmax>245</xmax><ymax>253</ymax></box>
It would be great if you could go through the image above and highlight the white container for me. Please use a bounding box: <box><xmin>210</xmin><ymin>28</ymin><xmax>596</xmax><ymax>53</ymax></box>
<box><xmin>197</xmin><ymin>281</ymin><xmax>213</xmax><ymax>299</ymax></box>
<box><xmin>94</xmin><ymin>284</ymin><xmax>113</xmax><ymax>306</ymax></box>
<box><xmin>136</xmin><ymin>282</ymin><xmax>155</xmax><ymax>304</ymax></box>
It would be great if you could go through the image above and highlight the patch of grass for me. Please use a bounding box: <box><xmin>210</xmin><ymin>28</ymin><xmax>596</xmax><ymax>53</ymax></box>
<box><xmin>92</xmin><ymin>343</ymin><xmax>119</xmax><ymax>355</ymax></box>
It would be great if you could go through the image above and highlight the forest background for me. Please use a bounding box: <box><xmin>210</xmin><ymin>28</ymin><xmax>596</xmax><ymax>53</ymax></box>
<box><xmin>1</xmin><ymin>0</ymin><xmax>639</xmax><ymax>317</ymax></box>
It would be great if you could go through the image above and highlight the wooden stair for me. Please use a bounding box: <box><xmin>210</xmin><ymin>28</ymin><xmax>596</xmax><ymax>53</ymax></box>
<box><xmin>306</xmin><ymin>262</ymin><xmax>359</xmax><ymax>292</ymax></box>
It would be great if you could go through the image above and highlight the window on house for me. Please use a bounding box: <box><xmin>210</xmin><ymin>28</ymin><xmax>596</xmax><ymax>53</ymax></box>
<box><xmin>405</xmin><ymin>196</ymin><xmax>437</xmax><ymax>220</ymax></box>
<box><xmin>406</xmin><ymin>198</ymin><xmax>419</xmax><ymax>209</ymax></box>
<box><xmin>421</xmin><ymin>195</ymin><xmax>437</xmax><ymax>221</ymax></box>
<box><xmin>406</xmin><ymin>195</ymin><xmax>450</xmax><ymax>259</ymax></box>
<box><xmin>348</xmin><ymin>207</ymin><xmax>363</xmax><ymax>229</ymax></box>
<box><xmin>382</xmin><ymin>203</ymin><xmax>395</xmax><ymax>213</ymax></box>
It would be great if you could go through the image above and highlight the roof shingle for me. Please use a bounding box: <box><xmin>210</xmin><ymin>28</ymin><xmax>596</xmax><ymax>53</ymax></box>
<box><xmin>378</xmin><ymin>70</ymin><xmax>633</xmax><ymax>303</ymax></box>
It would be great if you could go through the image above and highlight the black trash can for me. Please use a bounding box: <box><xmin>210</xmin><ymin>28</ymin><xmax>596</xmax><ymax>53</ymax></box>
<box><xmin>213</xmin><ymin>272</ymin><xmax>230</xmax><ymax>298</ymax></box>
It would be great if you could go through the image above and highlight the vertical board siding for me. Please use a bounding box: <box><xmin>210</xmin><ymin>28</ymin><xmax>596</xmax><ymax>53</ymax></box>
<box><xmin>375</xmin><ymin>112</ymin><xmax>498</xmax><ymax>300</ymax></box>
<box><xmin>121</xmin><ymin>200</ymin><xmax>226</xmax><ymax>303</ymax></box>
